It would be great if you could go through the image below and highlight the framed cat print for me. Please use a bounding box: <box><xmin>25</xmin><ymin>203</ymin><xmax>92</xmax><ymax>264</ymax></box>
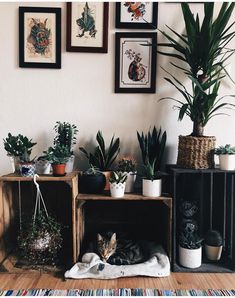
<box><xmin>66</xmin><ymin>2</ymin><xmax>109</xmax><ymax>53</ymax></box>
<box><xmin>116</xmin><ymin>2</ymin><xmax>158</xmax><ymax>29</ymax></box>
<box><xmin>19</xmin><ymin>7</ymin><xmax>61</xmax><ymax>68</ymax></box>
<box><xmin>115</xmin><ymin>32</ymin><xmax>157</xmax><ymax>93</ymax></box>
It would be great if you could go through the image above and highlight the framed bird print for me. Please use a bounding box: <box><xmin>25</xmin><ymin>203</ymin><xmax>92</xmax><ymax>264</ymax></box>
<box><xmin>66</xmin><ymin>2</ymin><xmax>109</xmax><ymax>53</ymax></box>
<box><xmin>115</xmin><ymin>32</ymin><xmax>157</xmax><ymax>93</ymax></box>
<box><xmin>19</xmin><ymin>7</ymin><xmax>61</xmax><ymax>68</ymax></box>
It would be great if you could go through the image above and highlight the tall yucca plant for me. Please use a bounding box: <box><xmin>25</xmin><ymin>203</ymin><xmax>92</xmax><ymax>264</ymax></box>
<box><xmin>158</xmin><ymin>3</ymin><xmax>235</xmax><ymax>136</ymax></box>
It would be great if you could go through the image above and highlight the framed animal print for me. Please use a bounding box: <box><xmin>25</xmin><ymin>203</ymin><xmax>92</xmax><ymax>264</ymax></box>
<box><xmin>19</xmin><ymin>7</ymin><xmax>61</xmax><ymax>69</ymax></box>
<box><xmin>66</xmin><ymin>2</ymin><xmax>109</xmax><ymax>53</ymax></box>
<box><xmin>116</xmin><ymin>2</ymin><xmax>158</xmax><ymax>29</ymax></box>
<box><xmin>115</xmin><ymin>32</ymin><xmax>157</xmax><ymax>93</ymax></box>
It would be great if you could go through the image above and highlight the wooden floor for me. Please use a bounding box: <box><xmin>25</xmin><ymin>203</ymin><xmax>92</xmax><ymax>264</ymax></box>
<box><xmin>0</xmin><ymin>272</ymin><xmax>235</xmax><ymax>290</ymax></box>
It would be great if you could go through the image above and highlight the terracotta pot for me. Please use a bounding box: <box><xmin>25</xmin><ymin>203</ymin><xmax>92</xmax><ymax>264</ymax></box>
<box><xmin>102</xmin><ymin>171</ymin><xmax>111</xmax><ymax>190</ymax></box>
<box><xmin>52</xmin><ymin>164</ymin><xmax>66</xmax><ymax>176</ymax></box>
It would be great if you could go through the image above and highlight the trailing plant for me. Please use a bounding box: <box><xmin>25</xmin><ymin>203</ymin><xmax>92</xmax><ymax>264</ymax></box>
<box><xmin>3</xmin><ymin>133</ymin><xmax>36</xmax><ymax>157</ymax></box>
<box><xmin>79</xmin><ymin>131</ymin><xmax>120</xmax><ymax>171</ymax></box>
<box><xmin>109</xmin><ymin>171</ymin><xmax>127</xmax><ymax>184</ymax></box>
<box><xmin>54</xmin><ymin>121</ymin><xmax>78</xmax><ymax>154</ymax></box>
<box><xmin>214</xmin><ymin>144</ymin><xmax>235</xmax><ymax>155</ymax></box>
<box><xmin>205</xmin><ymin>230</ymin><xmax>223</xmax><ymax>247</ymax></box>
<box><xmin>157</xmin><ymin>3</ymin><xmax>235</xmax><ymax>136</ymax></box>
<box><xmin>18</xmin><ymin>211</ymin><xmax>62</xmax><ymax>265</ymax></box>
<box><xmin>117</xmin><ymin>156</ymin><xmax>136</xmax><ymax>173</ymax></box>
<box><xmin>137</xmin><ymin>126</ymin><xmax>166</xmax><ymax>172</ymax></box>
<box><xmin>44</xmin><ymin>145</ymin><xmax>70</xmax><ymax>165</ymax></box>
<box><xmin>179</xmin><ymin>231</ymin><xmax>203</xmax><ymax>249</ymax></box>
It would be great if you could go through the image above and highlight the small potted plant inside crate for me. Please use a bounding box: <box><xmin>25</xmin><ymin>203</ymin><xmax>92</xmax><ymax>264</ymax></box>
<box><xmin>116</xmin><ymin>156</ymin><xmax>137</xmax><ymax>193</ymax></box>
<box><xmin>205</xmin><ymin>230</ymin><xmax>223</xmax><ymax>261</ymax></box>
<box><xmin>44</xmin><ymin>145</ymin><xmax>70</xmax><ymax>176</ymax></box>
<box><xmin>78</xmin><ymin>165</ymin><xmax>106</xmax><ymax>194</ymax></box>
<box><xmin>109</xmin><ymin>171</ymin><xmax>127</xmax><ymax>198</ymax></box>
<box><xmin>178</xmin><ymin>231</ymin><xmax>203</xmax><ymax>269</ymax></box>
<box><xmin>214</xmin><ymin>144</ymin><xmax>235</xmax><ymax>171</ymax></box>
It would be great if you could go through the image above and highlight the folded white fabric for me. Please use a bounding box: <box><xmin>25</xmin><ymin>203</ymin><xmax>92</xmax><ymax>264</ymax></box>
<box><xmin>64</xmin><ymin>245</ymin><xmax>170</xmax><ymax>279</ymax></box>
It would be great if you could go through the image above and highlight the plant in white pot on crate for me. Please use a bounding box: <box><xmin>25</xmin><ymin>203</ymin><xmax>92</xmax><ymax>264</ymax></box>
<box><xmin>54</xmin><ymin>121</ymin><xmax>78</xmax><ymax>173</ymax></box>
<box><xmin>109</xmin><ymin>171</ymin><xmax>127</xmax><ymax>198</ymax></box>
<box><xmin>35</xmin><ymin>155</ymin><xmax>51</xmax><ymax>175</ymax></box>
<box><xmin>142</xmin><ymin>160</ymin><xmax>163</xmax><ymax>197</ymax></box>
<box><xmin>116</xmin><ymin>156</ymin><xmax>137</xmax><ymax>193</ymax></box>
<box><xmin>205</xmin><ymin>230</ymin><xmax>223</xmax><ymax>261</ymax></box>
<box><xmin>178</xmin><ymin>231</ymin><xmax>203</xmax><ymax>269</ymax></box>
<box><xmin>214</xmin><ymin>144</ymin><xmax>235</xmax><ymax>171</ymax></box>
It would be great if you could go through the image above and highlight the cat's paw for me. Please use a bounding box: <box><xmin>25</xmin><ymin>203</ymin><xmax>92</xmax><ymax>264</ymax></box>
<box><xmin>97</xmin><ymin>263</ymin><xmax>105</xmax><ymax>271</ymax></box>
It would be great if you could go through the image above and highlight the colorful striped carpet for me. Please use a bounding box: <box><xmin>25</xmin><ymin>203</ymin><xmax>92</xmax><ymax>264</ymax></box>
<box><xmin>0</xmin><ymin>289</ymin><xmax>235</xmax><ymax>296</ymax></box>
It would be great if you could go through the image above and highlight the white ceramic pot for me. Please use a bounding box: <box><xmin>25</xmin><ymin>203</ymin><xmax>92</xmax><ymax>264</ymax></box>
<box><xmin>125</xmin><ymin>172</ymin><xmax>136</xmax><ymax>193</ymax></box>
<box><xmin>110</xmin><ymin>182</ymin><xmax>126</xmax><ymax>198</ymax></box>
<box><xmin>178</xmin><ymin>245</ymin><xmax>202</xmax><ymax>268</ymax></box>
<box><xmin>219</xmin><ymin>155</ymin><xmax>235</xmax><ymax>170</ymax></box>
<box><xmin>65</xmin><ymin>155</ymin><xmax>75</xmax><ymax>173</ymax></box>
<box><xmin>9</xmin><ymin>156</ymin><xmax>20</xmax><ymax>173</ymax></box>
<box><xmin>35</xmin><ymin>160</ymin><xmax>51</xmax><ymax>175</ymax></box>
<box><xmin>205</xmin><ymin>244</ymin><xmax>223</xmax><ymax>261</ymax></box>
<box><xmin>19</xmin><ymin>163</ymin><xmax>36</xmax><ymax>177</ymax></box>
<box><xmin>142</xmin><ymin>179</ymin><xmax>162</xmax><ymax>197</ymax></box>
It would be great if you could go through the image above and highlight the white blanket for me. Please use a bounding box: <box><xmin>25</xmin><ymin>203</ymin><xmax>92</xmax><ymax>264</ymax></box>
<box><xmin>64</xmin><ymin>245</ymin><xmax>170</xmax><ymax>279</ymax></box>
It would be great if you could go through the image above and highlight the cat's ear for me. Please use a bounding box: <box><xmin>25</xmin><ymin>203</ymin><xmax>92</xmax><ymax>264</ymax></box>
<box><xmin>110</xmin><ymin>233</ymin><xmax>116</xmax><ymax>243</ymax></box>
<box><xmin>97</xmin><ymin>233</ymin><xmax>103</xmax><ymax>242</ymax></box>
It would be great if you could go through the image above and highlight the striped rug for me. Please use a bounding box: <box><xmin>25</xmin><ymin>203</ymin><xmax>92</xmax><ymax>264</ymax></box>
<box><xmin>0</xmin><ymin>289</ymin><xmax>235</xmax><ymax>296</ymax></box>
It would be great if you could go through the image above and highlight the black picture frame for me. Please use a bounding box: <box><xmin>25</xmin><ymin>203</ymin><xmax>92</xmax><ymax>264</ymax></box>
<box><xmin>66</xmin><ymin>2</ymin><xmax>109</xmax><ymax>53</ymax></box>
<box><xmin>115</xmin><ymin>32</ymin><xmax>157</xmax><ymax>94</ymax></box>
<box><xmin>19</xmin><ymin>7</ymin><xmax>61</xmax><ymax>69</ymax></box>
<box><xmin>115</xmin><ymin>2</ymin><xmax>158</xmax><ymax>29</ymax></box>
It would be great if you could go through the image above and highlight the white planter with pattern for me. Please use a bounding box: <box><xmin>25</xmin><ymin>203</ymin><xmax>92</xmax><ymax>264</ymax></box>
<box><xmin>110</xmin><ymin>182</ymin><xmax>126</xmax><ymax>198</ymax></box>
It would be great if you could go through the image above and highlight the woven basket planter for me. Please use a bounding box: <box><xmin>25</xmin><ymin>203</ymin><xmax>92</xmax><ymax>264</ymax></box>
<box><xmin>177</xmin><ymin>135</ymin><xmax>216</xmax><ymax>169</ymax></box>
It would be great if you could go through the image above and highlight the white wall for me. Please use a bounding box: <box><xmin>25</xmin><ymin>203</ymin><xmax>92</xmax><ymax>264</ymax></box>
<box><xmin>0</xmin><ymin>2</ymin><xmax>235</xmax><ymax>174</ymax></box>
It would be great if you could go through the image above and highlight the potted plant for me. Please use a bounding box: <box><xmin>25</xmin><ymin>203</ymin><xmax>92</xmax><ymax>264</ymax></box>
<box><xmin>19</xmin><ymin>150</ymin><xmax>36</xmax><ymax>177</ymax></box>
<box><xmin>116</xmin><ymin>156</ymin><xmax>137</xmax><ymax>193</ymax></box>
<box><xmin>3</xmin><ymin>133</ymin><xmax>36</xmax><ymax>173</ymax></box>
<box><xmin>178</xmin><ymin>231</ymin><xmax>203</xmax><ymax>269</ymax></box>
<box><xmin>44</xmin><ymin>145</ymin><xmax>70</xmax><ymax>177</ymax></box>
<box><xmin>142</xmin><ymin>159</ymin><xmax>163</xmax><ymax>197</ymax></box>
<box><xmin>54</xmin><ymin>121</ymin><xmax>78</xmax><ymax>173</ymax></box>
<box><xmin>35</xmin><ymin>155</ymin><xmax>51</xmax><ymax>175</ymax></box>
<box><xmin>205</xmin><ymin>230</ymin><xmax>223</xmax><ymax>261</ymax></box>
<box><xmin>109</xmin><ymin>171</ymin><xmax>127</xmax><ymax>198</ymax></box>
<box><xmin>78</xmin><ymin>166</ymin><xmax>106</xmax><ymax>194</ymax></box>
<box><xmin>137</xmin><ymin>126</ymin><xmax>166</xmax><ymax>173</ymax></box>
<box><xmin>79</xmin><ymin>131</ymin><xmax>120</xmax><ymax>190</ymax></box>
<box><xmin>157</xmin><ymin>3</ymin><xmax>235</xmax><ymax>169</ymax></box>
<box><xmin>214</xmin><ymin>144</ymin><xmax>235</xmax><ymax>171</ymax></box>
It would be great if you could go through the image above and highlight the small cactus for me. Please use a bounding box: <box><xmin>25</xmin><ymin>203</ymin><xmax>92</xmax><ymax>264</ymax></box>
<box><xmin>205</xmin><ymin>230</ymin><xmax>223</xmax><ymax>247</ymax></box>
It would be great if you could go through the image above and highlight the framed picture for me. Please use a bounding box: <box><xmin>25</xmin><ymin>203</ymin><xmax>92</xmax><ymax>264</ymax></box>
<box><xmin>115</xmin><ymin>2</ymin><xmax>158</xmax><ymax>29</ymax></box>
<box><xmin>115</xmin><ymin>32</ymin><xmax>157</xmax><ymax>93</ymax></box>
<box><xmin>19</xmin><ymin>7</ymin><xmax>61</xmax><ymax>69</ymax></box>
<box><xmin>66</xmin><ymin>2</ymin><xmax>109</xmax><ymax>53</ymax></box>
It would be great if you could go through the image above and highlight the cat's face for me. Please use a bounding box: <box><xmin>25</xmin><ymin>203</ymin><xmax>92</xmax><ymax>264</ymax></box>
<box><xmin>97</xmin><ymin>233</ymin><xmax>117</xmax><ymax>262</ymax></box>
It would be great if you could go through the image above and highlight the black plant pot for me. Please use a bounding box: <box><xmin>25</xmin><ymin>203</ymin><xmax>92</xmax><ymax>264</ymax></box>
<box><xmin>78</xmin><ymin>174</ymin><xmax>106</xmax><ymax>194</ymax></box>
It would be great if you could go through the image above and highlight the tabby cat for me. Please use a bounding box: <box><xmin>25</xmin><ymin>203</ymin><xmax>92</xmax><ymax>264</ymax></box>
<box><xmin>96</xmin><ymin>232</ymin><xmax>147</xmax><ymax>265</ymax></box>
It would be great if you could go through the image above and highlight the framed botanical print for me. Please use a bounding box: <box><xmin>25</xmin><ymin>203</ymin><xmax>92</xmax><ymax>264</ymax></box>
<box><xmin>19</xmin><ymin>7</ymin><xmax>61</xmax><ymax>69</ymax></box>
<box><xmin>115</xmin><ymin>32</ymin><xmax>157</xmax><ymax>93</ymax></box>
<box><xmin>116</xmin><ymin>2</ymin><xmax>158</xmax><ymax>29</ymax></box>
<box><xmin>66</xmin><ymin>2</ymin><xmax>109</xmax><ymax>53</ymax></box>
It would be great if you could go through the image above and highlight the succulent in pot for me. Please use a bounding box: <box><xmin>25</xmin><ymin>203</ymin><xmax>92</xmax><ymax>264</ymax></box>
<box><xmin>117</xmin><ymin>156</ymin><xmax>137</xmax><ymax>193</ymax></box>
<box><xmin>214</xmin><ymin>144</ymin><xmax>235</xmax><ymax>171</ymax></box>
<box><xmin>3</xmin><ymin>133</ymin><xmax>36</xmax><ymax>173</ymax></box>
<box><xmin>109</xmin><ymin>171</ymin><xmax>127</xmax><ymax>198</ymax></box>
<box><xmin>178</xmin><ymin>231</ymin><xmax>203</xmax><ymax>269</ymax></box>
<box><xmin>79</xmin><ymin>130</ymin><xmax>120</xmax><ymax>190</ymax></box>
<box><xmin>53</xmin><ymin>121</ymin><xmax>78</xmax><ymax>173</ymax></box>
<box><xmin>78</xmin><ymin>165</ymin><xmax>106</xmax><ymax>194</ymax></box>
<box><xmin>205</xmin><ymin>230</ymin><xmax>223</xmax><ymax>261</ymax></box>
<box><xmin>44</xmin><ymin>145</ymin><xmax>70</xmax><ymax>177</ymax></box>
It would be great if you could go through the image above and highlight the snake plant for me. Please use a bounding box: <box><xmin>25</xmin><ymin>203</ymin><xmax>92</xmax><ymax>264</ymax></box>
<box><xmin>158</xmin><ymin>3</ymin><xmax>235</xmax><ymax>136</ymax></box>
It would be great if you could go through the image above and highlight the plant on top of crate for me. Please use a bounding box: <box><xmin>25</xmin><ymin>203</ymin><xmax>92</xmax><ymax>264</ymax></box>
<box><xmin>78</xmin><ymin>165</ymin><xmax>106</xmax><ymax>194</ymax></box>
<box><xmin>117</xmin><ymin>156</ymin><xmax>137</xmax><ymax>193</ymax></box>
<box><xmin>157</xmin><ymin>2</ymin><xmax>235</xmax><ymax>169</ymax></box>
<box><xmin>109</xmin><ymin>171</ymin><xmax>127</xmax><ymax>198</ymax></box>
<box><xmin>44</xmin><ymin>145</ymin><xmax>70</xmax><ymax>176</ymax></box>
<box><xmin>137</xmin><ymin>126</ymin><xmax>166</xmax><ymax>173</ymax></box>
<box><xmin>215</xmin><ymin>144</ymin><xmax>235</xmax><ymax>171</ymax></box>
